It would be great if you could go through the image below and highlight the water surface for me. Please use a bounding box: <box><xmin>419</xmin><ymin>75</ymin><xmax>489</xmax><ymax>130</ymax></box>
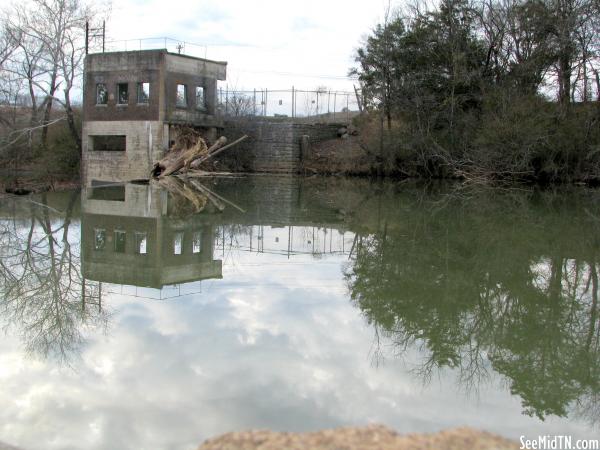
<box><xmin>0</xmin><ymin>176</ymin><xmax>599</xmax><ymax>449</ymax></box>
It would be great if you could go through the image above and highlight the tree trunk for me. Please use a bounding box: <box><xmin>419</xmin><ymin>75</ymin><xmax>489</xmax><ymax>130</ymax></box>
<box><xmin>64</xmin><ymin>88</ymin><xmax>81</xmax><ymax>154</ymax></box>
<box><xmin>41</xmin><ymin>68</ymin><xmax>58</xmax><ymax>149</ymax></box>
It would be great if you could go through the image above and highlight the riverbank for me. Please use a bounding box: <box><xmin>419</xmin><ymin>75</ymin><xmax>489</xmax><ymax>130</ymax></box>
<box><xmin>302</xmin><ymin>104</ymin><xmax>600</xmax><ymax>187</ymax></box>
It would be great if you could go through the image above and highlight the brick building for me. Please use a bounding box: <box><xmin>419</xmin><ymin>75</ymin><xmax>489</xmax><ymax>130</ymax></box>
<box><xmin>81</xmin><ymin>49</ymin><xmax>227</xmax><ymax>186</ymax></box>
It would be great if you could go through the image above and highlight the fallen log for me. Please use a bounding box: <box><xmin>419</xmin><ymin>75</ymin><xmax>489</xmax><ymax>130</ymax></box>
<box><xmin>182</xmin><ymin>136</ymin><xmax>227</xmax><ymax>173</ymax></box>
<box><xmin>189</xmin><ymin>135</ymin><xmax>248</xmax><ymax>170</ymax></box>
<box><xmin>151</xmin><ymin>127</ymin><xmax>206</xmax><ymax>178</ymax></box>
<box><xmin>185</xmin><ymin>179</ymin><xmax>226</xmax><ymax>211</ymax></box>
<box><xmin>151</xmin><ymin>131</ymin><xmax>247</xmax><ymax>178</ymax></box>
<box><xmin>183</xmin><ymin>177</ymin><xmax>246</xmax><ymax>213</ymax></box>
<box><xmin>151</xmin><ymin>136</ymin><xmax>229</xmax><ymax>178</ymax></box>
<box><xmin>157</xmin><ymin>177</ymin><xmax>208</xmax><ymax>213</ymax></box>
<box><xmin>157</xmin><ymin>138</ymin><xmax>209</xmax><ymax>178</ymax></box>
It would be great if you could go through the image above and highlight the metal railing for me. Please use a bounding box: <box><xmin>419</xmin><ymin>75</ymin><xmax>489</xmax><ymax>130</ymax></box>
<box><xmin>103</xmin><ymin>37</ymin><xmax>210</xmax><ymax>58</ymax></box>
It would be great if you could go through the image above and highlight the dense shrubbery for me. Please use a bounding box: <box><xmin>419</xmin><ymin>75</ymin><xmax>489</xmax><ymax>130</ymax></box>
<box><xmin>0</xmin><ymin>110</ymin><xmax>82</xmax><ymax>189</ymax></box>
<box><xmin>352</xmin><ymin>0</ymin><xmax>600</xmax><ymax>183</ymax></box>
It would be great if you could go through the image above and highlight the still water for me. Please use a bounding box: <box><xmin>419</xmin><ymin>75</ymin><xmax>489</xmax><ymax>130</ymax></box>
<box><xmin>0</xmin><ymin>175</ymin><xmax>598</xmax><ymax>449</ymax></box>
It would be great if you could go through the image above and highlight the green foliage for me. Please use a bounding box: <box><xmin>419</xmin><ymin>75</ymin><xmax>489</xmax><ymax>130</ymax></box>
<box><xmin>352</xmin><ymin>0</ymin><xmax>600</xmax><ymax>183</ymax></box>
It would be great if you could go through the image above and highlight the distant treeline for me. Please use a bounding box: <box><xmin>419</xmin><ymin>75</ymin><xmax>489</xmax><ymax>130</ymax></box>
<box><xmin>352</xmin><ymin>0</ymin><xmax>600</xmax><ymax>184</ymax></box>
<box><xmin>0</xmin><ymin>0</ymin><xmax>105</xmax><ymax>189</ymax></box>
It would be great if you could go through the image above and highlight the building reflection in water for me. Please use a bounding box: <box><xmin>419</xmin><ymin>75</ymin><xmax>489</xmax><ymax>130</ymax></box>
<box><xmin>214</xmin><ymin>225</ymin><xmax>354</xmax><ymax>258</ymax></box>
<box><xmin>81</xmin><ymin>180</ymin><xmax>356</xmax><ymax>299</ymax></box>
<box><xmin>81</xmin><ymin>183</ymin><xmax>222</xmax><ymax>299</ymax></box>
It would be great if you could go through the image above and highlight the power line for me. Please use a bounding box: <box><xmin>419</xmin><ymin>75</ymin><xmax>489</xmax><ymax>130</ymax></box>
<box><xmin>228</xmin><ymin>67</ymin><xmax>358</xmax><ymax>81</ymax></box>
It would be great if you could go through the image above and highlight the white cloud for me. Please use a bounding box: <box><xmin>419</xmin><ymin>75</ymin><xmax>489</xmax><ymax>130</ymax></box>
<box><xmin>104</xmin><ymin>0</ymin><xmax>391</xmax><ymax>91</ymax></box>
<box><xmin>0</xmin><ymin>246</ymin><xmax>596</xmax><ymax>449</ymax></box>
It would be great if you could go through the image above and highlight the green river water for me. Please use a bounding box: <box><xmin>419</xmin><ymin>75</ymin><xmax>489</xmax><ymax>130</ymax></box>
<box><xmin>0</xmin><ymin>175</ymin><xmax>598</xmax><ymax>449</ymax></box>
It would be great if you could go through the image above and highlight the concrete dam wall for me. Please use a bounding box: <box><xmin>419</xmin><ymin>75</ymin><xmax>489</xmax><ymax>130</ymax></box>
<box><xmin>221</xmin><ymin>119</ymin><xmax>342</xmax><ymax>173</ymax></box>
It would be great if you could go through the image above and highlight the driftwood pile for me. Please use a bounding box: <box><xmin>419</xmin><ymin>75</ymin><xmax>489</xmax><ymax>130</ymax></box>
<box><xmin>150</xmin><ymin>127</ymin><xmax>248</xmax><ymax>215</ymax></box>
<box><xmin>150</xmin><ymin>127</ymin><xmax>247</xmax><ymax>178</ymax></box>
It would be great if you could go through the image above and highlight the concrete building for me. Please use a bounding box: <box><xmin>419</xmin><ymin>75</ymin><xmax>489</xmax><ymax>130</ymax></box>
<box><xmin>81</xmin><ymin>49</ymin><xmax>227</xmax><ymax>186</ymax></box>
<box><xmin>81</xmin><ymin>183</ymin><xmax>222</xmax><ymax>289</ymax></box>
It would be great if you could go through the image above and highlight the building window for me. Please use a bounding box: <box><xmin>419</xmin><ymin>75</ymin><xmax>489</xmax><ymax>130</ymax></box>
<box><xmin>114</xmin><ymin>230</ymin><xmax>126</xmax><ymax>253</ymax></box>
<box><xmin>117</xmin><ymin>83</ymin><xmax>128</xmax><ymax>104</ymax></box>
<box><xmin>96</xmin><ymin>83</ymin><xmax>108</xmax><ymax>104</ymax></box>
<box><xmin>173</xmin><ymin>232</ymin><xmax>183</xmax><ymax>255</ymax></box>
<box><xmin>192</xmin><ymin>231</ymin><xmax>202</xmax><ymax>253</ymax></box>
<box><xmin>90</xmin><ymin>135</ymin><xmax>126</xmax><ymax>152</ymax></box>
<box><xmin>89</xmin><ymin>185</ymin><xmax>125</xmax><ymax>201</ymax></box>
<box><xmin>94</xmin><ymin>229</ymin><xmax>106</xmax><ymax>251</ymax></box>
<box><xmin>137</xmin><ymin>82</ymin><xmax>150</xmax><ymax>103</ymax></box>
<box><xmin>135</xmin><ymin>232</ymin><xmax>147</xmax><ymax>254</ymax></box>
<box><xmin>195</xmin><ymin>86</ymin><xmax>206</xmax><ymax>111</ymax></box>
<box><xmin>176</xmin><ymin>84</ymin><xmax>187</xmax><ymax>107</ymax></box>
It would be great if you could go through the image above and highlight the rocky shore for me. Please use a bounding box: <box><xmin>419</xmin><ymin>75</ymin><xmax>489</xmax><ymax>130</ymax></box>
<box><xmin>197</xmin><ymin>425</ymin><xmax>519</xmax><ymax>450</ymax></box>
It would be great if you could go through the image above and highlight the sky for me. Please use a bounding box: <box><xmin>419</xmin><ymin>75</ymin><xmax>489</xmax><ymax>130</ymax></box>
<box><xmin>0</xmin><ymin>0</ymin><xmax>395</xmax><ymax>107</ymax></box>
<box><xmin>100</xmin><ymin>0</ymin><xmax>392</xmax><ymax>93</ymax></box>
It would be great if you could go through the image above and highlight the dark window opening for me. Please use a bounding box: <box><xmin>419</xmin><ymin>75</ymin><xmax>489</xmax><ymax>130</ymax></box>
<box><xmin>88</xmin><ymin>185</ymin><xmax>125</xmax><ymax>201</ymax></box>
<box><xmin>94</xmin><ymin>229</ymin><xmax>106</xmax><ymax>251</ymax></box>
<box><xmin>114</xmin><ymin>230</ymin><xmax>126</xmax><ymax>253</ymax></box>
<box><xmin>91</xmin><ymin>135</ymin><xmax>126</xmax><ymax>152</ymax></box>
<box><xmin>195</xmin><ymin>86</ymin><xmax>206</xmax><ymax>111</ymax></box>
<box><xmin>137</xmin><ymin>82</ymin><xmax>150</xmax><ymax>103</ymax></box>
<box><xmin>117</xmin><ymin>83</ymin><xmax>128</xmax><ymax>104</ymax></box>
<box><xmin>176</xmin><ymin>84</ymin><xmax>187</xmax><ymax>107</ymax></box>
<box><xmin>96</xmin><ymin>83</ymin><xmax>108</xmax><ymax>104</ymax></box>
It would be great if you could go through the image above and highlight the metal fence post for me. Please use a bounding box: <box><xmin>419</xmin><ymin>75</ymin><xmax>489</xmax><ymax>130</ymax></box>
<box><xmin>346</xmin><ymin>94</ymin><xmax>349</xmax><ymax>122</ymax></box>
<box><xmin>333</xmin><ymin>92</ymin><xmax>337</xmax><ymax>121</ymax></box>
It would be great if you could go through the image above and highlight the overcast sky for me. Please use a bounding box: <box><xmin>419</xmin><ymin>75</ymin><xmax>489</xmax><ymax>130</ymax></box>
<box><xmin>0</xmin><ymin>0</ymin><xmax>396</xmax><ymax>101</ymax></box>
<box><xmin>100</xmin><ymin>0</ymin><xmax>393</xmax><ymax>92</ymax></box>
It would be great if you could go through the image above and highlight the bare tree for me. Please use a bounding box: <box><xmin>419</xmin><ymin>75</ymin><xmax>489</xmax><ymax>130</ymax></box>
<box><xmin>223</xmin><ymin>91</ymin><xmax>256</xmax><ymax>117</ymax></box>
<box><xmin>1</xmin><ymin>0</ymin><xmax>106</xmax><ymax>153</ymax></box>
<box><xmin>0</xmin><ymin>192</ymin><xmax>108</xmax><ymax>363</ymax></box>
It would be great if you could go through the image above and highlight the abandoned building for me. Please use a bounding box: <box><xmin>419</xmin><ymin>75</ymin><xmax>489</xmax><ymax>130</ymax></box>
<box><xmin>81</xmin><ymin>49</ymin><xmax>227</xmax><ymax>185</ymax></box>
<box><xmin>81</xmin><ymin>183</ymin><xmax>223</xmax><ymax>289</ymax></box>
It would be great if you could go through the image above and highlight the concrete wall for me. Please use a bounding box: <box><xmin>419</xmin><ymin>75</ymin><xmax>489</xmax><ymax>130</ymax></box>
<box><xmin>83</xmin><ymin>50</ymin><xmax>227</xmax><ymax>125</ymax></box>
<box><xmin>82</xmin><ymin>120</ymin><xmax>167</xmax><ymax>185</ymax></box>
<box><xmin>82</xmin><ymin>183</ymin><xmax>167</xmax><ymax>217</ymax></box>
<box><xmin>221</xmin><ymin>120</ymin><xmax>342</xmax><ymax>173</ymax></box>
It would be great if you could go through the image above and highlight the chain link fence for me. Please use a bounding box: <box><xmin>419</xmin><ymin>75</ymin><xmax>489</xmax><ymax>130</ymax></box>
<box><xmin>217</xmin><ymin>87</ymin><xmax>360</xmax><ymax>121</ymax></box>
<box><xmin>101</xmin><ymin>39</ymin><xmax>362</xmax><ymax>121</ymax></box>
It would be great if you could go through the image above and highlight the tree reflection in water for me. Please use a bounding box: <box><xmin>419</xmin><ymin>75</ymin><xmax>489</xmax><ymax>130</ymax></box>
<box><xmin>344</xmin><ymin>185</ymin><xmax>600</xmax><ymax>423</ymax></box>
<box><xmin>0</xmin><ymin>191</ymin><xmax>107</xmax><ymax>364</ymax></box>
